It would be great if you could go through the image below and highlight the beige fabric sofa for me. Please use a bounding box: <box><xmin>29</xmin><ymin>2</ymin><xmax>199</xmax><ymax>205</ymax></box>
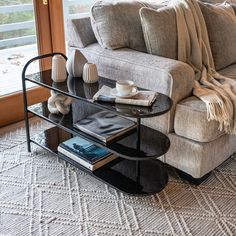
<box><xmin>67</xmin><ymin>2</ymin><xmax>236</xmax><ymax>183</ymax></box>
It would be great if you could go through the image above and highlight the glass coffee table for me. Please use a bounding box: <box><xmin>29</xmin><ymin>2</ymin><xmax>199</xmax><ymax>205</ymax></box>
<box><xmin>22</xmin><ymin>53</ymin><xmax>172</xmax><ymax>195</ymax></box>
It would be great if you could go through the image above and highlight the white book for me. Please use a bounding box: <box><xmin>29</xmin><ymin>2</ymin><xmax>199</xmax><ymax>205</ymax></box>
<box><xmin>58</xmin><ymin>146</ymin><xmax>117</xmax><ymax>171</ymax></box>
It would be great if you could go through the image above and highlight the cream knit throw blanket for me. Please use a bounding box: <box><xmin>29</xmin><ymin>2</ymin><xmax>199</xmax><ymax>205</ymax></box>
<box><xmin>170</xmin><ymin>0</ymin><xmax>236</xmax><ymax>134</ymax></box>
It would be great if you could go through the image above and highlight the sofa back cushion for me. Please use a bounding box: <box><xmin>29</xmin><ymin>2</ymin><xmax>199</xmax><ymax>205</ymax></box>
<box><xmin>199</xmin><ymin>2</ymin><xmax>236</xmax><ymax>70</ymax></box>
<box><xmin>67</xmin><ymin>17</ymin><xmax>97</xmax><ymax>48</ymax></box>
<box><xmin>140</xmin><ymin>6</ymin><xmax>177</xmax><ymax>60</ymax></box>
<box><xmin>90</xmin><ymin>1</ymin><xmax>162</xmax><ymax>51</ymax></box>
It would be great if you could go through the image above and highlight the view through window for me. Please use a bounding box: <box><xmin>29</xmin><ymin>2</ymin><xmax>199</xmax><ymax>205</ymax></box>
<box><xmin>0</xmin><ymin>0</ymin><xmax>39</xmax><ymax>96</ymax></box>
<box><xmin>0</xmin><ymin>0</ymin><xmax>97</xmax><ymax>97</ymax></box>
<box><xmin>63</xmin><ymin>0</ymin><xmax>97</xmax><ymax>51</ymax></box>
<box><xmin>64</xmin><ymin>0</ymin><xmax>97</xmax><ymax>16</ymax></box>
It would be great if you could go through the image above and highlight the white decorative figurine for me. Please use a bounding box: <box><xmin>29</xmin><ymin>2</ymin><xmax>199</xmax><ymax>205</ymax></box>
<box><xmin>47</xmin><ymin>90</ymin><xmax>73</xmax><ymax>115</ymax></box>
<box><xmin>51</xmin><ymin>55</ymin><xmax>67</xmax><ymax>82</ymax></box>
<box><xmin>66</xmin><ymin>49</ymin><xmax>87</xmax><ymax>77</ymax></box>
<box><xmin>83</xmin><ymin>63</ymin><xmax>99</xmax><ymax>83</ymax></box>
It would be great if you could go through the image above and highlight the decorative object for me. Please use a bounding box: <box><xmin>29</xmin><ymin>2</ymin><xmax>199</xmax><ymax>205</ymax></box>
<box><xmin>51</xmin><ymin>55</ymin><xmax>67</xmax><ymax>82</ymax></box>
<box><xmin>47</xmin><ymin>90</ymin><xmax>73</xmax><ymax>115</ymax></box>
<box><xmin>82</xmin><ymin>63</ymin><xmax>99</xmax><ymax>83</ymax></box>
<box><xmin>66</xmin><ymin>49</ymin><xmax>87</xmax><ymax>77</ymax></box>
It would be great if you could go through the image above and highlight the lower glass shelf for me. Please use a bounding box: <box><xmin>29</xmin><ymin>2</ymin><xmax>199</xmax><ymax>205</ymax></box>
<box><xmin>30</xmin><ymin>126</ymin><xmax>169</xmax><ymax>195</ymax></box>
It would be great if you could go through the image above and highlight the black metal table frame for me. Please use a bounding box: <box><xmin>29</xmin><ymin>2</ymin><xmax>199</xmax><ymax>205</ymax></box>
<box><xmin>22</xmin><ymin>52</ymin><xmax>172</xmax><ymax>195</ymax></box>
<box><xmin>22</xmin><ymin>52</ymin><xmax>67</xmax><ymax>152</ymax></box>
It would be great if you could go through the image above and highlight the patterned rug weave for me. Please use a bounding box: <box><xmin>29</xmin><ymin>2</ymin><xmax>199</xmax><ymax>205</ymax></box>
<box><xmin>0</xmin><ymin>122</ymin><xmax>235</xmax><ymax>236</ymax></box>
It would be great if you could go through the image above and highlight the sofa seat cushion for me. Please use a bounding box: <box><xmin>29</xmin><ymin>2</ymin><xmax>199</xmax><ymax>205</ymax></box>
<box><xmin>174</xmin><ymin>96</ymin><xmax>225</xmax><ymax>142</ymax></box>
<box><xmin>175</xmin><ymin>63</ymin><xmax>236</xmax><ymax>142</ymax></box>
<box><xmin>166</xmin><ymin>132</ymin><xmax>236</xmax><ymax>178</ymax></box>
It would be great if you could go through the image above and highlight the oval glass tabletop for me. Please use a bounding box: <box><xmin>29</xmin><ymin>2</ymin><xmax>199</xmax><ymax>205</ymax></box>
<box><xmin>25</xmin><ymin>70</ymin><xmax>172</xmax><ymax>119</ymax></box>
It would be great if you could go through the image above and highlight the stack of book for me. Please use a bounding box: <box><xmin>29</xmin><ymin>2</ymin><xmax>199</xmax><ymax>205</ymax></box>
<box><xmin>73</xmin><ymin>110</ymin><xmax>136</xmax><ymax>144</ymax></box>
<box><xmin>58</xmin><ymin>136</ymin><xmax>117</xmax><ymax>171</ymax></box>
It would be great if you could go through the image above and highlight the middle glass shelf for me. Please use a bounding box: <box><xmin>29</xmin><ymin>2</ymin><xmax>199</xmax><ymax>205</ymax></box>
<box><xmin>28</xmin><ymin>101</ymin><xmax>170</xmax><ymax>160</ymax></box>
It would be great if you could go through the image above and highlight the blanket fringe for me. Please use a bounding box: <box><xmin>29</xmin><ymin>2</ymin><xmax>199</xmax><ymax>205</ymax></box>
<box><xmin>172</xmin><ymin>0</ymin><xmax>236</xmax><ymax>135</ymax></box>
<box><xmin>206</xmin><ymin>101</ymin><xmax>232</xmax><ymax>133</ymax></box>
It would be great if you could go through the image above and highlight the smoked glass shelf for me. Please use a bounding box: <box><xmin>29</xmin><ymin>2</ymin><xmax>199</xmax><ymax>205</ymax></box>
<box><xmin>26</xmin><ymin>70</ymin><xmax>172</xmax><ymax>118</ymax></box>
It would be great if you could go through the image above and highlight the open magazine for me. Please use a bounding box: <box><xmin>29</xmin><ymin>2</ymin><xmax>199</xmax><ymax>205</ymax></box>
<box><xmin>93</xmin><ymin>85</ymin><xmax>157</xmax><ymax>107</ymax></box>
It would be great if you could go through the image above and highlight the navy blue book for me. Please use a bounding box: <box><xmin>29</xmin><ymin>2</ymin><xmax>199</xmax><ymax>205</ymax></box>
<box><xmin>58</xmin><ymin>136</ymin><xmax>117</xmax><ymax>171</ymax></box>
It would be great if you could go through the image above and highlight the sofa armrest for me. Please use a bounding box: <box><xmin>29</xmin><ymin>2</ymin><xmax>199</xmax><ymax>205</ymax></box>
<box><xmin>138</xmin><ymin>54</ymin><xmax>195</xmax><ymax>132</ymax></box>
<box><xmin>77</xmin><ymin>44</ymin><xmax>195</xmax><ymax>132</ymax></box>
<box><xmin>147</xmin><ymin>55</ymin><xmax>195</xmax><ymax>104</ymax></box>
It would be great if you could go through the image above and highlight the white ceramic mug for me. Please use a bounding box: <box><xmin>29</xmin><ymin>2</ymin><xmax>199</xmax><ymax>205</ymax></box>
<box><xmin>116</xmin><ymin>80</ymin><xmax>136</xmax><ymax>96</ymax></box>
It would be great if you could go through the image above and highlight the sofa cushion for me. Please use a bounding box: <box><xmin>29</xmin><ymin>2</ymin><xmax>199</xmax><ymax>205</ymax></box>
<box><xmin>90</xmin><ymin>1</ymin><xmax>162</xmax><ymax>51</ymax></box>
<box><xmin>174</xmin><ymin>96</ymin><xmax>225</xmax><ymax>142</ymax></box>
<box><xmin>199</xmin><ymin>2</ymin><xmax>236</xmax><ymax>70</ymax></box>
<box><xmin>166</xmin><ymin>132</ymin><xmax>236</xmax><ymax>178</ymax></box>
<box><xmin>200</xmin><ymin>1</ymin><xmax>236</xmax><ymax>11</ymax></box>
<box><xmin>140</xmin><ymin>7</ymin><xmax>177</xmax><ymax>60</ymax></box>
<box><xmin>67</xmin><ymin>17</ymin><xmax>97</xmax><ymax>48</ymax></box>
<box><xmin>197</xmin><ymin>0</ymin><xmax>236</xmax><ymax>14</ymax></box>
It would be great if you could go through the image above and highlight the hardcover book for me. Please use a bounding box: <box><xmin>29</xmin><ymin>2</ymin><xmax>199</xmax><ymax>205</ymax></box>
<box><xmin>73</xmin><ymin>111</ymin><xmax>136</xmax><ymax>143</ymax></box>
<box><xmin>58</xmin><ymin>136</ymin><xmax>117</xmax><ymax>171</ymax></box>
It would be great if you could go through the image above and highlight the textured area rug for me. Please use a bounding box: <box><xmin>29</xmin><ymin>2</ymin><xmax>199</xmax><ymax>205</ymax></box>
<box><xmin>0</xmin><ymin>122</ymin><xmax>236</xmax><ymax>236</ymax></box>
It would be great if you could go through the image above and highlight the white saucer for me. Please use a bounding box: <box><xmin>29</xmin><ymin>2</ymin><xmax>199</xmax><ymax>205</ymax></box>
<box><xmin>110</xmin><ymin>88</ymin><xmax>139</xmax><ymax>98</ymax></box>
